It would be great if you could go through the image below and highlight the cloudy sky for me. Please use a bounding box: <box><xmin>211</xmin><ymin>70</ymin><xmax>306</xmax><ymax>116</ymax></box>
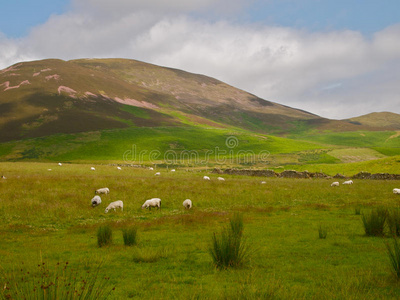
<box><xmin>1</xmin><ymin>0</ymin><xmax>399</xmax><ymax>119</ymax></box>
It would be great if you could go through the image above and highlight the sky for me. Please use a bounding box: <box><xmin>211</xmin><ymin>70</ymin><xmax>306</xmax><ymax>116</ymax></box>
<box><xmin>0</xmin><ymin>0</ymin><xmax>399</xmax><ymax>119</ymax></box>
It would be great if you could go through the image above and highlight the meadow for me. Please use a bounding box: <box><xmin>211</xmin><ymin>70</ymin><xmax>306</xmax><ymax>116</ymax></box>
<box><xmin>1</xmin><ymin>162</ymin><xmax>400</xmax><ymax>299</ymax></box>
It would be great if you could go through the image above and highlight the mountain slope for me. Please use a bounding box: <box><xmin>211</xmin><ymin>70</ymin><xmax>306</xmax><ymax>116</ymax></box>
<box><xmin>0</xmin><ymin>58</ymin><xmax>398</xmax><ymax>144</ymax></box>
<box><xmin>346</xmin><ymin>112</ymin><xmax>400</xmax><ymax>130</ymax></box>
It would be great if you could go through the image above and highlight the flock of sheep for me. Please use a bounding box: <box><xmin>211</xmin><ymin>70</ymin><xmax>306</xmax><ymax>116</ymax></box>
<box><xmin>330</xmin><ymin>179</ymin><xmax>400</xmax><ymax>194</ymax></box>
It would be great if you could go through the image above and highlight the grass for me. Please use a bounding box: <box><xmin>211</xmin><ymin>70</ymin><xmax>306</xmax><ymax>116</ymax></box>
<box><xmin>386</xmin><ymin>238</ymin><xmax>400</xmax><ymax>279</ymax></box>
<box><xmin>1</xmin><ymin>162</ymin><xmax>400</xmax><ymax>298</ymax></box>
<box><xmin>97</xmin><ymin>225</ymin><xmax>113</xmax><ymax>247</ymax></box>
<box><xmin>318</xmin><ymin>225</ymin><xmax>328</xmax><ymax>239</ymax></box>
<box><xmin>361</xmin><ymin>208</ymin><xmax>388</xmax><ymax>236</ymax></box>
<box><xmin>122</xmin><ymin>226</ymin><xmax>138</xmax><ymax>246</ymax></box>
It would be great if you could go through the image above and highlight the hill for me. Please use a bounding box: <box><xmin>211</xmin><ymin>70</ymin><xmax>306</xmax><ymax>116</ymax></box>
<box><xmin>346</xmin><ymin>112</ymin><xmax>400</xmax><ymax>130</ymax></box>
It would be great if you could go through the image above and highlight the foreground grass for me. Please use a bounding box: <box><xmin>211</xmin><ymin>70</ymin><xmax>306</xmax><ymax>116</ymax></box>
<box><xmin>1</xmin><ymin>162</ymin><xmax>400</xmax><ymax>298</ymax></box>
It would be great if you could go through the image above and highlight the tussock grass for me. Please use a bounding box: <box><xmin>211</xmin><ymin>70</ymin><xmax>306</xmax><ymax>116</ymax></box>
<box><xmin>388</xmin><ymin>208</ymin><xmax>400</xmax><ymax>237</ymax></box>
<box><xmin>97</xmin><ymin>225</ymin><xmax>112</xmax><ymax>247</ymax></box>
<box><xmin>122</xmin><ymin>226</ymin><xmax>138</xmax><ymax>246</ymax></box>
<box><xmin>0</xmin><ymin>260</ymin><xmax>115</xmax><ymax>300</ymax></box>
<box><xmin>361</xmin><ymin>208</ymin><xmax>388</xmax><ymax>236</ymax></box>
<box><xmin>209</xmin><ymin>213</ymin><xmax>248</xmax><ymax>269</ymax></box>
<box><xmin>386</xmin><ymin>238</ymin><xmax>400</xmax><ymax>279</ymax></box>
<box><xmin>318</xmin><ymin>225</ymin><xmax>328</xmax><ymax>239</ymax></box>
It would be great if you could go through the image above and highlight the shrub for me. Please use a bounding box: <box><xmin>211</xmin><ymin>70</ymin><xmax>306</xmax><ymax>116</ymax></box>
<box><xmin>387</xmin><ymin>208</ymin><xmax>400</xmax><ymax>237</ymax></box>
<box><xmin>318</xmin><ymin>225</ymin><xmax>328</xmax><ymax>239</ymax></box>
<box><xmin>361</xmin><ymin>208</ymin><xmax>387</xmax><ymax>236</ymax></box>
<box><xmin>386</xmin><ymin>238</ymin><xmax>400</xmax><ymax>279</ymax></box>
<box><xmin>209</xmin><ymin>213</ymin><xmax>248</xmax><ymax>269</ymax></box>
<box><xmin>354</xmin><ymin>206</ymin><xmax>361</xmax><ymax>215</ymax></box>
<box><xmin>0</xmin><ymin>260</ymin><xmax>115</xmax><ymax>299</ymax></box>
<box><xmin>122</xmin><ymin>226</ymin><xmax>138</xmax><ymax>246</ymax></box>
<box><xmin>97</xmin><ymin>225</ymin><xmax>113</xmax><ymax>247</ymax></box>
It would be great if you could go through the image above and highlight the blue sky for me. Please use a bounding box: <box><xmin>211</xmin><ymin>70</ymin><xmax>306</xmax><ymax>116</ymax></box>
<box><xmin>0</xmin><ymin>0</ymin><xmax>399</xmax><ymax>118</ymax></box>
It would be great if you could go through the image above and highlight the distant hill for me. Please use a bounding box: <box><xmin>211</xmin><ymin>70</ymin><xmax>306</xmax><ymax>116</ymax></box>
<box><xmin>2</xmin><ymin>58</ymin><xmax>394</xmax><ymax>143</ymax></box>
<box><xmin>346</xmin><ymin>112</ymin><xmax>400</xmax><ymax>130</ymax></box>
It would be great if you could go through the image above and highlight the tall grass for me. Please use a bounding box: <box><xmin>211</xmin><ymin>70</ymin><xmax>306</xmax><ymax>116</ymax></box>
<box><xmin>122</xmin><ymin>226</ymin><xmax>138</xmax><ymax>246</ymax></box>
<box><xmin>209</xmin><ymin>213</ymin><xmax>248</xmax><ymax>269</ymax></box>
<box><xmin>97</xmin><ymin>225</ymin><xmax>113</xmax><ymax>247</ymax></box>
<box><xmin>387</xmin><ymin>208</ymin><xmax>400</xmax><ymax>237</ymax></box>
<box><xmin>318</xmin><ymin>225</ymin><xmax>328</xmax><ymax>239</ymax></box>
<box><xmin>0</xmin><ymin>260</ymin><xmax>115</xmax><ymax>299</ymax></box>
<box><xmin>386</xmin><ymin>238</ymin><xmax>400</xmax><ymax>279</ymax></box>
<box><xmin>361</xmin><ymin>208</ymin><xmax>388</xmax><ymax>236</ymax></box>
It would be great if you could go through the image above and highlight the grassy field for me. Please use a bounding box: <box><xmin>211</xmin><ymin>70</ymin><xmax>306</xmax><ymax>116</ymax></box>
<box><xmin>1</xmin><ymin>162</ymin><xmax>400</xmax><ymax>299</ymax></box>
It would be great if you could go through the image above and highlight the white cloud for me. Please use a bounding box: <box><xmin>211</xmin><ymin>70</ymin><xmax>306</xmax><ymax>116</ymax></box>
<box><xmin>0</xmin><ymin>3</ymin><xmax>399</xmax><ymax>119</ymax></box>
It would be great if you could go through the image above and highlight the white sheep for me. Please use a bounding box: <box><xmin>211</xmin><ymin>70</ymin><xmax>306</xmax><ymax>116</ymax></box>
<box><xmin>117</xmin><ymin>166</ymin><xmax>122</xmax><ymax>170</ymax></box>
<box><xmin>91</xmin><ymin>195</ymin><xmax>102</xmax><ymax>207</ymax></box>
<box><xmin>141</xmin><ymin>198</ymin><xmax>161</xmax><ymax>210</ymax></box>
<box><xmin>261</xmin><ymin>181</ymin><xmax>266</xmax><ymax>184</ymax></box>
<box><xmin>47</xmin><ymin>169</ymin><xmax>52</xmax><ymax>171</ymax></box>
<box><xmin>105</xmin><ymin>200</ymin><xmax>123</xmax><ymax>213</ymax></box>
<box><xmin>95</xmin><ymin>187</ymin><xmax>110</xmax><ymax>195</ymax></box>
<box><xmin>217</xmin><ymin>177</ymin><xmax>225</xmax><ymax>181</ymax></box>
<box><xmin>331</xmin><ymin>182</ymin><xmax>339</xmax><ymax>187</ymax></box>
<box><xmin>171</xmin><ymin>169</ymin><xmax>176</xmax><ymax>172</ymax></box>
<box><xmin>203</xmin><ymin>176</ymin><xmax>210</xmax><ymax>180</ymax></box>
<box><xmin>183</xmin><ymin>199</ymin><xmax>192</xmax><ymax>209</ymax></box>
<box><xmin>91</xmin><ymin>167</ymin><xmax>96</xmax><ymax>171</ymax></box>
<box><xmin>343</xmin><ymin>180</ymin><xmax>353</xmax><ymax>185</ymax></box>
<box><xmin>58</xmin><ymin>163</ymin><xmax>62</xmax><ymax>166</ymax></box>
<box><xmin>155</xmin><ymin>172</ymin><xmax>161</xmax><ymax>176</ymax></box>
<box><xmin>1</xmin><ymin>175</ymin><xmax>6</xmax><ymax>179</ymax></box>
<box><xmin>149</xmin><ymin>167</ymin><xmax>154</xmax><ymax>170</ymax></box>
<box><xmin>393</xmin><ymin>188</ymin><xmax>400</xmax><ymax>194</ymax></box>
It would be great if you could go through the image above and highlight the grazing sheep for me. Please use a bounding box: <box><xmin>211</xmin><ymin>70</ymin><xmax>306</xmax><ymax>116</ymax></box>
<box><xmin>394</xmin><ymin>188</ymin><xmax>400</xmax><ymax>194</ymax></box>
<box><xmin>91</xmin><ymin>167</ymin><xmax>96</xmax><ymax>171</ymax></box>
<box><xmin>141</xmin><ymin>198</ymin><xmax>161</xmax><ymax>210</ymax></box>
<box><xmin>58</xmin><ymin>163</ymin><xmax>62</xmax><ymax>166</ymax></box>
<box><xmin>105</xmin><ymin>200</ymin><xmax>123</xmax><ymax>213</ymax></box>
<box><xmin>183</xmin><ymin>199</ymin><xmax>192</xmax><ymax>209</ymax></box>
<box><xmin>171</xmin><ymin>169</ymin><xmax>176</xmax><ymax>172</ymax></box>
<box><xmin>91</xmin><ymin>195</ymin><xmax>102</xmax><ymax>207</ymax></box>
<box><xmin>95</xmin><ymin>187</ymin><xmax>110</xmax><ymax>195</ymax></box>
<box><xmin>149</xmin><ymin>167</ymin><xmax>154</xmax><ymax>170</ymax></box>
<box><xmin>47</xmin><ymin>169</ymin><xmax>52</xmax><ymax>171</ymax></box>
<box><xmin>343</xmin><ymin>180</ymin><xmax>353</xmax><ymax>185</ymax></box>
<box><xmin>261</xmin><ymin>181</ymin><xmax>266</xmax><ymax>184</ymax></box>
<box><xmin>117</xmin><ymin>166</ymin><xmax>122</xmax><ymax>170</ymax></box>
<box><xmin>203</xmin><ymin>176</ymin><xmax>210</xmax><ymax>180</ymax></box>
<box><xmin>1</xmin><ymin>175</ymin><xmax>6</xmax><ymax>179</ymax></box>
<box><xmin>217</xmin><ymin>177</ymin><xmax>225</xmax><ymax>181</ymax></box>
<box><xmin>331</xmin><ymin>182</ymin><xmax>339</xmax><ymax>187</ymax></box>
<box><xmin>155</xmin><ymin>172</ymin><xmax>161</xmax><ymax>176</ymax></box>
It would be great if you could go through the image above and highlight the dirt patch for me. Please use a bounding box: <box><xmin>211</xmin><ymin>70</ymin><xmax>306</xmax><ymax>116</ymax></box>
<box><xmin>386</xmin><ymin>131</ymin><xmax>400</xmax><ymax>142</ymax></box>
<box><xmin>114</xmin><ymin>97</ymin><xmax>159</xmax><ymax>109</ymax></box>
<box><xmin>58</xmin><ymin>86</ymin><xmax>77</xmax><ymax>98</ymax></box>
<box><xmin>4</xmin><ymin>80</ymin><xmax>30</xmax><ymax>91</ymax></box>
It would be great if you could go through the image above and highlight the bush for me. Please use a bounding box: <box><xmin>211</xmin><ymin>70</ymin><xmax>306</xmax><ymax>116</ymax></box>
<box><xmin>97</xmin><ymin>225</ymin><xmax>113</xmax><ymax>247</ymax></box>
<box><xmin>0</xmin><ymin>260</ymin><xmax>115</xmax><ymax>299</ymax></box>
<box><xmin>318</xmin><ymin>225</ymin><xmax>328</xmax><ymax>239</ymax></box>
<box><xmin>122</xmin><ymin>226</ymin><xmax>138</xmax><ymax>246</ymax></box>
<box><xmin>387</xmin><ymin>208</ymin><xmax>400</xmax><ymax>237</ymax></box>
<box><xmin>354</xmin><ymin>206</ymin><xmax>361</xmax><ymax>215</ymax></box>
<box><xmin>209</xmin><ymin>213</ymin><xmax>248</xmax><ymax>269</ymax></box>
<box><xmin>386</xmin><ymin>238</ymin><xmax>400</xmax><ymax>279</ymax></box>
<box><xmin>361</xmin><ymin>208</ymin><xmax>387</xmax><ymax>236</ymax></box>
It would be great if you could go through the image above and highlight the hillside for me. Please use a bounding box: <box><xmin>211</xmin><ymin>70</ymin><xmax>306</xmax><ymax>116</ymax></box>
<box><xmin>1</xmin><ymin>58</ymin><xmax>387</xmax><ymax>143</ymax></box>
<box><xmin>346</xmin><ymin>112</ymin><xmax>400</xmax><ymax>130</ymax></box>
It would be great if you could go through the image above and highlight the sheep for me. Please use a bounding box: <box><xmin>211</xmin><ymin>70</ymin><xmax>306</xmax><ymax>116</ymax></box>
<box><xmin>149</xmin><ymin>167</ymin><xmax>154</xmax><ymax>170</ymax></box>
<box><xmin>105</xmin><ymin>200</ymin><xmax>123</xmax><ymax>213</ymax></box>
<box><xmin>203</xmin><ymin>176</ymin><xmax>210</xmax><ymax>180</ymax></box>
<box><xmin>261</xmin><ymin>181</ymin><xmax>266</xmax><ymax>184</ymax></box>
<box><xmin>1</xmin><ymin>175</ymin><xmax>6</xmax><ymax>179</ymax></box>
<box><xmin>58</xmin><ymin>163</ymin><xmax>62</xmax><ymax>166</ymax></box>
<box><xmin>393</xmin><ymin>188</ymin><xmax>400</xmax><ymax>194</ymax></box>
<box><xmin>141</xmin><ymin>198</ymin><xmax>161</xmax><ymax>210</ymax></box>
<box><xmin>91</xmin><ymin>167</ymin><xmax>96</xmax><ymax>171</ymax></box>
<box><xmin>343</xmin><ymin>180</ymin><xmax>353</xmax><ymax>185</ymax></box>
<box><xmin>95</xmin><ymin>187</ymin><xmax>110</xmax><ymax>195</ymax></box>
<box><xmin>217</xmin><ymin>177</ymin><xmax>225</xmax><ymax>181</ymax></box>
<box><xmin>47</xmin><ymin>169</ymin><xmax>52</xmax><ymax>171</ymax></box>
<box><xmin>331</xmin><ymin>182</ymin><xmax>339</xmax><ymax>187</ymax></box>
<box><xmin>91</xmin><ymin>195</ymin><xmax>102</xmax><ymax>207</ymax></box>
<box><xmin>117</xmin><ymin>166</ymin><xmax>122</xmax><ymax>170</ymax></box>
<box><xmin>155</xmin><ymin>172</ymin><xmax>161</xmax><ymax>176</ymax></box>
<box><xmin>183</xmin><ymin>199</ymin><xmax>192</xmax><ymax>209</ymax></box>
<box><xmin>171</xmin><ymin>169</ymin><xmax>176</xmax><ymax>172</ymax></box>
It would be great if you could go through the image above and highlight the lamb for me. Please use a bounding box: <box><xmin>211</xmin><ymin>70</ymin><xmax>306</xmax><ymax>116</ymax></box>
<box><xmin>95</xmin><ymin>187</ymin><xmax>110</xmax><ymax>195</ymax></box>
<box><xmin>393</xmin><ymin>188</ymin><xmax>400</xmax><ymax>194</ymax></box>
<box><xmin>105</xmin><ymin>200</ymin><xmax>123</xmax><ymax>213</ymax></box>
<box><xmin>183</xmin><ymin>199</ymin><xmax>192</xmax><ymax>209</ymax></box>
<box><xmin>203</xmin><ymin>176</ymin><xmax>210</xmax><ymax>180</ymax></box>
<box><xmin>331</xmin><ymin>182</ymin><xmax>339</xmax><ymax>187</ymax></box>
<box><xmin>141</xmin><ymin>198</ymin><xmax>161</xmax><ymax>210</ymax></box>
<box><xmin>343</xmin><ymin>180</ymin><xmax>353</xmax><ymax>185</ymax></box>
<box><xmin>217</xmin><ymin>177</ymin><xmax>225</xmax><ymax>181</ymax></box>
<box><xmin>91</xmin><ymin>195</ymin><xmax>102</xmax><ymax>207</ymax></box>
<box><xmin>155</xmin><ymin>172</ymin><xmax>161</xmax><ymax>176</ymax></box>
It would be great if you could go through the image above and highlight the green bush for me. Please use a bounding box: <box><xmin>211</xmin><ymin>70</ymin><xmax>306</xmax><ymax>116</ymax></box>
<box><xmin>386</xmin><ymin>238</ymin><xmax>400</xmax><ymax>279</ymax></box>
<box><xmin>209</xmin><ymin>213</ymin><xmax>248</xmax><ymax>269</ymax></box>
<box><xmin>387</xmin><ymin>208</ymin><xmax>400</xmax><ymax>237</ymax></box>
<box><xmin>97</xmin><ymin>225</ymin><xmax>113</xmax><ymax>247</ymax></box>
<box><xmin>0</xmin><ymin>260</ymin><xmax>115</xmax><ymax>299</ymax></box>
<box><xmin>318</xmin><ymin>225</ymin><xmax>328</xmax><ymax>239</ymax></box>
<box><xmin>122</xmin><ymin>226</ymin><xmax>138</xmax><ymax>246</ymax></box>
<box><xmin>361</xmin><ymin>208</ymin><xmax>387</xmax><ymax>236</ymax></box>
